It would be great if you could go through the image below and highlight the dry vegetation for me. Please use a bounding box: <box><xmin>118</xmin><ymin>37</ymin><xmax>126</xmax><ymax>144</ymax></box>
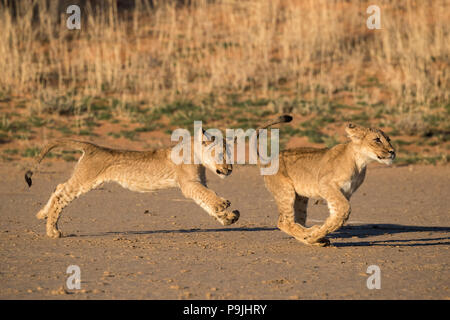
<box><xmin>0</xmin><ymin>0</ymin><xmax>448</xmax><ymax>164</ymax></box>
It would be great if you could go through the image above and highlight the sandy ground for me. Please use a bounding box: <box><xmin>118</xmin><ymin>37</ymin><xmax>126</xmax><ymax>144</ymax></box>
<box><xmin>0</xmin><ymin>161</ymin><xmax>449</xmax><ymax>300</ymax></box>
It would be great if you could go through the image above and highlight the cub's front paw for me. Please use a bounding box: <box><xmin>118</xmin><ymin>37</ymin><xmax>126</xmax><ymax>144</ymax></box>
<box><xmin>308</xmin><ymin>237</ymin><xmax>331</xmax><ymax>247</ymax></box>
<box><xmin>307</xmin><ymin>225</ymin><xmax>321</xmax><ymax>232</ymax></box>
<box><xmin>213</xmin><ymin>198</ymin><xmax>231</xmax><ymax>213</ymax></box>
<box><xmin>216</xmin><ymin>210</ymin><xmax>240</xmax><ymax>226</ymax></box>
<box><xmin>305</xmin><ymin>225</ymin><xmax>322</xmax><ymax>238</ymax></box>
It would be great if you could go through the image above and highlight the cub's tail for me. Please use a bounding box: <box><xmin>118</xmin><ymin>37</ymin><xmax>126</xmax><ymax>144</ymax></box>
<box><xmin>24</xmin><ymin>139</ymin><xmax>94</xmax><ymax>187</ymax></box>
<box><xmin>257</xmin><ymin>114</ymin><xmax>293</xmax><ymax>133</ymax></box>
<box><xmin>254</xmin><ymin>114</ymin><xmax>292</xmax><ymax>160</ymax></box>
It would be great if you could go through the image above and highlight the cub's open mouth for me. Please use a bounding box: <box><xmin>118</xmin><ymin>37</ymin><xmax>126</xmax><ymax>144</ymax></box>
<box><xmin>378</xmin><ymin>154</ymin><xmax>395</xmax><ymax>160</ymax></box>
<box><xmin>216</xmin><ymin>169</ymin><xmax>232</xmax><ymax>176</ymax></box>
<box><xmin>377</xmin><ymin>155</ymin><xmax>395</xmax><ymax>163</ymax></box>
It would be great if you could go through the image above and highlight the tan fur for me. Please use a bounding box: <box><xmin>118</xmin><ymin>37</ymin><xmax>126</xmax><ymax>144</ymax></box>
<box><xmin>27</xmin><ymin>115</ymin><xmax>291</xmax><ymax>239</ymax></box>
<box><xmin>263</xmin><ymin>123</ymin><xmax>395</xmax><ymax>247</ymax></box>
<box><xmin>27</xmin><ymin>137</ymin><xmax>239</xmax><ymax>238</ymax></box>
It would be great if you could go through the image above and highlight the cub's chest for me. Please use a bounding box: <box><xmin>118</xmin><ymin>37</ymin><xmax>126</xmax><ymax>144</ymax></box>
<box><xmin>340</xmin><ymin>180</ymin><xmax>353</xmax><ymax>194</ymax></box>
<box><xmin>340</xmin><ymin>167</ymin><xmax>366</xmax><ymax>197</ymax></box>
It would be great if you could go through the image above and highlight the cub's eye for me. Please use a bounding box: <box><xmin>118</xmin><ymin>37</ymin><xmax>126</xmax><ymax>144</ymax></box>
<box><xmin>374</xmin><ymin>137</ymin><xmax>382</xmax><ymax>143</ymax></box>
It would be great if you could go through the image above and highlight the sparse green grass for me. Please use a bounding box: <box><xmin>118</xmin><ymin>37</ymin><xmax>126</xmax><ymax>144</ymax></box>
<box><xmin>323</xmin><ymin>135</ymin><xmax>340</xmax><ymax>148</ymax></box>
<box><xmin>234</xmin><ymin>117</ymin><xmax>260</xmax><ymax>130</ymax></box>
<box><xmin>279</xmin><ymin>126</ymin><xmax>302</xmax><ymax>137</ymax></box>
<box><xmin>301</xmin><ymin>129</ymin><xmax>328</xmax><ymax>144</ymax></box>
<box><xmin>78</xmin><ymin>129</ymin><xmax>96</xmax><ymax>136</ymax></box>
<box><xmin>62</xmin><ymin>154</ymin><xmax>77</xmax><ymax>162</ymax></box>
<box><xmin>56</xmin><ymin>126</ymin><xmax>74</xmax><ymax>136</ymax></box>
<box><xmin>0</xmin><ymin>88</ymin><xmax>448</xmax><ymax>165</ymax></box>
<box><xmin>0</xmin><ymin>119</ymin><xmax>30</xmax><ymax>133</ymax></box>
<box><xmin>108</xmin><ymin>130</ymin><xmax>138</xmax><ymax>140</ymax></box>
<box><xmin>3</xmin><ymin>148</ymin><xmax>18</xmax><ymax>155</ymax></box>
<box><xmin>393</xmin><ymin>139</ymin><xmax>414</xmax><ymax>146</ymax></box>
<box><xmin>229</xmin><ymin>98</ymin><xmax>271</xmax><ymax>109</ymax></box>
<box><xmin>21</xmin><ymin>147</ymin><xmax>40</xmax><ymax>158</ymax></box>
<box><xmin>0</xmin><ymin>132</ymin><xmax>8</xmax><ymax>142</ymax></box>
<box><xmin>28</xmin><ymin>116</ymin><xmax>46</xmax><ymax>127</ymax></box>
<box><xmin>135</xmin><ymin>123</ymin><xmax>163</xmax><ymax>133</ymax></box>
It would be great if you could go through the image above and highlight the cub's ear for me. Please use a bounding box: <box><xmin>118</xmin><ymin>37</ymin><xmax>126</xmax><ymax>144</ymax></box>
<box><xmin>201</xmin><ymin>129</ymin><xmax>211</xmax><ymax>145</ymax></box>
<box><xmin>345</xmin><ymin>123</ymin><xmax>367</xmax><ymax>141</ymax></box>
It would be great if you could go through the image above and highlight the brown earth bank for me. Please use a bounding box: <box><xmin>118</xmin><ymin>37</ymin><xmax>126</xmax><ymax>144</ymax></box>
<box><xmin>0</xmin><ymin>161</ymin><xmax>449</xmax><ymax>299</ymax></box>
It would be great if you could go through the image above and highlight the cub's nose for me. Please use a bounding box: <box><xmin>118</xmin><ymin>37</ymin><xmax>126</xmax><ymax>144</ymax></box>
<box><xmin>389</xmin><ymin>150</ymin><xmax>396</xmax><ymax>159</ymax></box>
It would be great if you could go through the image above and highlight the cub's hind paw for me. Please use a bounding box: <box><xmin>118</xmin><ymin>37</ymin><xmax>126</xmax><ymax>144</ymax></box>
<box><xmin>46</xmin><ymin>227</ymin><xmax>62</xmax><ymax>238</ymax></box>
<box><xmin>216</xmin><ymin>210</ymin><xmax>240</xmax><ymax>226</ymax></box>
<box><xmin>36</xmin><ymin>210</ymin><xmax>48</xmax><ymax>220</ymax></box>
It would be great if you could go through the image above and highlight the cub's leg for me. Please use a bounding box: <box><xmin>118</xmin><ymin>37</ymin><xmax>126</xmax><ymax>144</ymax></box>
<box><xmin>43</xmin><ymin>176</ymin><xmax>98</xmax><ymax>238</ymax></box>
<box><xmin>179</xmin><ymin>180</ymin><xmax>239</xmax><ymax>226</ymax></box>
<box><xmin>36</xmin><ymin>183</ymin><xmax>65</xmax><ymax>220</ymax></box>
<box><xmin>305</xmin><ymin>187</ymin><xmax>351</xmax><ymax>244</ymax></box>
<box><xmin>264</xmin><ymin>175</ymin><xmax>329</xmax><ymax>246</ymax></box>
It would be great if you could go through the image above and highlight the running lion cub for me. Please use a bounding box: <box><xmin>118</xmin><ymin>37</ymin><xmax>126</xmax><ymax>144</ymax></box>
<box><xmin>263</xmin><ymin>123</ymin><xmax>395</xmax><ymax>247</ymax></box>
<box><xmin>25</xmin><ymin>116</ymin><xmax>291</xmax><ymax>238</ymax></box>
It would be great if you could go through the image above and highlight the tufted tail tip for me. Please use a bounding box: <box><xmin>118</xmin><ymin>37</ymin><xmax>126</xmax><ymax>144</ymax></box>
<box><xmin>279</xmin><ymin>114</ymin><xmax>293</xmax><ymax>123</ymax></box>
<box><xmin>25</xmin><ymin>170</ymin><xmax>33</xmax><ymax>187</ymax></box>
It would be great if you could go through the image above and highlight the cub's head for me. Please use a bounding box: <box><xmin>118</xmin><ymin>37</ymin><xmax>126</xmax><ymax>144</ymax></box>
<box><xmin>196</xmin><ymin>129</ymin><xmax>233</xmax><ymax>178</ymax></box>
<box><xmin>346</xmin><ymin>123</ymin><xmax>395</xmax><ymax>165</ymax></box>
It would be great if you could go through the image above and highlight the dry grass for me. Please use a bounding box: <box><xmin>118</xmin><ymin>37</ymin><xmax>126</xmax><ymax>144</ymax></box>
<box><xmin>0</xmin><ymin>0</ymin><xmax>448</xmax><ymax>164</ymax></box>
<box><xmin>0</xmin><ymin>0</ymin><xmax>448</xmax><ymax>111</ymax></box>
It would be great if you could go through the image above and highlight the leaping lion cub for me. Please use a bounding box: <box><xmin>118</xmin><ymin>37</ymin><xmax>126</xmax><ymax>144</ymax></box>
<box><xmin>25</xmin><ymin>116</ymin><xmax>290</xmax><ymax>238</ymax></box>
<box><xmin>263</xmin><ymin>123</ymin><xmax>395</xmax><ymax>247</ymax></box>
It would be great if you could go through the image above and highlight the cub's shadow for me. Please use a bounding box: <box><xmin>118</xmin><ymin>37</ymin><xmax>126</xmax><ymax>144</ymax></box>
<box><xmin>75</xmin><ymin>224</ymin><xmax>450</xmax><ymax>247</ymax></box>
<box><xmin>77</xmin><ymin>226</ymin><xmax>278</xmax><ymax>237</ymax></box>
<box><xmin>328</xmin><ymin>224</ymin><xmax>450</xmax><ymax>247</ymax></box>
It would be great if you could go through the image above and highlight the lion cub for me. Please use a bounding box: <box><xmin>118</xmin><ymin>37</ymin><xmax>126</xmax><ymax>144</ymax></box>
<box><xmin>263</xmin><ymin>123</ymin><xmax>395</xmax><ymax>246</ymax></box>
<box><xmin>25</xmin><ymin>133</ymin><xmax>239</xmax><ymax>238</ymax></box>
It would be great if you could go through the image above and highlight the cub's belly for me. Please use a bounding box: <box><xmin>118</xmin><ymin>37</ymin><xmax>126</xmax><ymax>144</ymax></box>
<box><xmin>293</xmin><ymin>182</ymin><xmax>320</xmax><ymax>198</ymax></box>
<box><xmin>116</xmin><ymin>177</ymin><xmax>178</xmax><ymax>192</ymax></box>
<box><xmin>105</xmin><ymin>170</ymin><xmax>177</xmax><ymax>192</ymax></box>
